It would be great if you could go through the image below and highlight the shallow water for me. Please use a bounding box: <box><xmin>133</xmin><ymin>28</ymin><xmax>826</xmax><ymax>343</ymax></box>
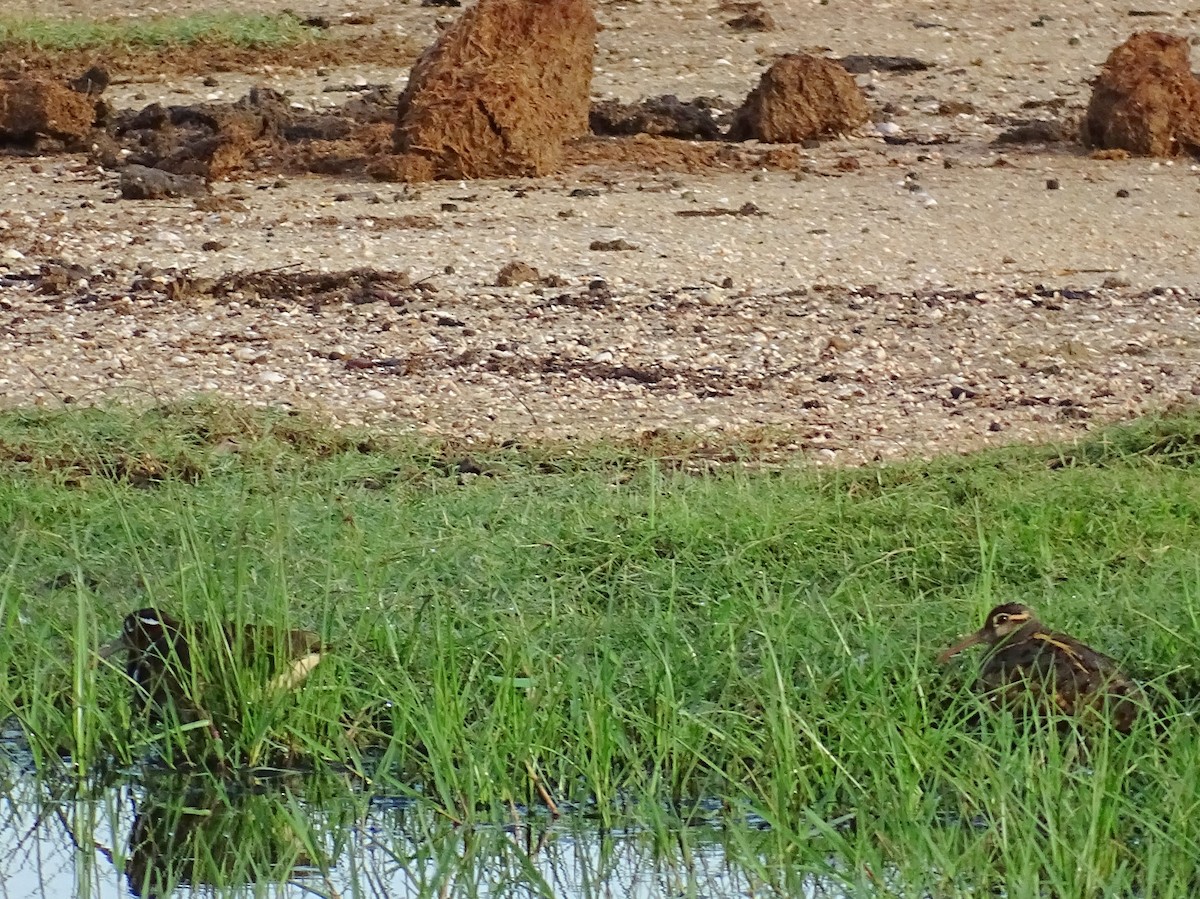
<box><xmin>0</xmin><ymin>743</ymin><xmax>839</xmax><ymax>899</ymax></box>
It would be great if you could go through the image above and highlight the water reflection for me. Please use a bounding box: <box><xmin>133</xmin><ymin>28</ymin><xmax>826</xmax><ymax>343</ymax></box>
<box><xmin>124</xmin><ymin>772</ymin><xmax>334</xmax><ymax>897</ymax></box>
<box><xmin>0</xmin><ymin>767</ymin><xmax>333</xmax><ymax>898</ymax></box>
<box><xmin>0</xmin><ymin>750</ymin><xmax>818</xmax><ymax>899</ymax></box>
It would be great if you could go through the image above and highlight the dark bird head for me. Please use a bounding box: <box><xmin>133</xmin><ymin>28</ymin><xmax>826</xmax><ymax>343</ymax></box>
<box><xmin>937</xmin><ymin>602</ymin><xmax>1040</xmax><ymax>663</ymax></box>
<box><xmin>98</xmin><ymin>608</ymin><xmax>182</xmax><ymax>659</ymax></box>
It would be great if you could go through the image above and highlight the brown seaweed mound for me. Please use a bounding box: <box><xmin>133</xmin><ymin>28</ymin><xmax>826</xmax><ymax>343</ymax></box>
<box><xmin>389</xmin><ymin>0</ymin><xmax>598</xmax><ymax>180</ymax></box>
<box><xmin>730</xmin><ymin>53</ymin><xmax>869</xmax><ymax>143</ymax></box>
<box><xmin>1083</xmin><ymin>31</ymin><xmax>1200</xmax><ymax>158</ymax></box>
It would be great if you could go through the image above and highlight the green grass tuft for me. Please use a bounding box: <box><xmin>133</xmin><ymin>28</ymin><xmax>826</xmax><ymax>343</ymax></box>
<box><xmin>1</xmin><ymin>401</ymin><xmax>1199</xmax><ymax>891</ymax></box>
<box><xmin>0</xmin><ymin>12</ymin><xmax>323</xmax><ymax>50</ymax></box>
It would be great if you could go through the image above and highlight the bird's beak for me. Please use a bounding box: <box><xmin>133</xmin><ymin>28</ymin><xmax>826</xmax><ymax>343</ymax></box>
<box><xmin>97</xmin><ymin>634</ymin><xmax>126</xmax><ymax>660</ymax></box>
<box><xmin>937</xmin><ymin>629</ymin><xmax>985</xmax><ymax>664</ymax></box>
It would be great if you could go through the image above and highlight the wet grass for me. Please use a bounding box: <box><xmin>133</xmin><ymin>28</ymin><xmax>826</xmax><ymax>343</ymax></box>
<box><xmin>0</xmin><ymin>12</ymin><xmax>324</xmax><ymax>51</ymax></box>
<box><xmin>1</xmin><ymin>401</ymin><xmax>1200</xmax><ymax>895</ymax></box>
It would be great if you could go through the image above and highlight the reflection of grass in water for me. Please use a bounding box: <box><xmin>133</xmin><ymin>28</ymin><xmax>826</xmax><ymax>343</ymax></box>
<box><xmin>125</xmin><ymin>772</ymin><xmax>326</xmax><ymax>896</ymax></box>
<box><xmin>0</xmin><ymin>13</ymin><xmax>323</xmax><ymax>50</ymax></box>
<box><xmin>0</xmin><ymin>767</ymin><xmax>803</xmax><ymax>897</ymax></box>
<box><xmin>0</xmin><ymin>401</ymin><xmax>1198</xmax><ymax>892</ymax></box>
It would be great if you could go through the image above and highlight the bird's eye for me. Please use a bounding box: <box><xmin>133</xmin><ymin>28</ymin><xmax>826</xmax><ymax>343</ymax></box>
<box><xmin>994</xmin><ymin>613</ymin><xmax>1009</xmax><ymax>625</ymax></box>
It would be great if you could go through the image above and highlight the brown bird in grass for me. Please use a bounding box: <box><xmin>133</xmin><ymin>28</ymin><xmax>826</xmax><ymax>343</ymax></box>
<box><xmin>98</xmin><ymin>608</ymin><xmax>326</xmax><ymax>740</ymax></box>
<box><xmin>938</xmin><ymin>602</ymin><xmax>1143</xmax><ymax>732</ymax></box>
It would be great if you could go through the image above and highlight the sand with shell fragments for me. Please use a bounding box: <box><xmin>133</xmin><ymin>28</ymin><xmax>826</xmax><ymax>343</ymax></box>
<box><xmin>1</xmin><ymin>0</ymin><xmax>1199</xmax><ymax>464</ymax></box>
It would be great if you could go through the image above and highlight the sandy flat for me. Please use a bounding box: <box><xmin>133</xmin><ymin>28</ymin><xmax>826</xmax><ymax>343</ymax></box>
<box><xmin>1</xmin><ymin>0</ymin><xmax>1198</xmax><ymax>462</ymax></box>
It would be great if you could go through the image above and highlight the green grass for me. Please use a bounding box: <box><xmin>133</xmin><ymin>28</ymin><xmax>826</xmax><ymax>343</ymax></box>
<box><xmin>1</xmin><ymin>401</ymin><xmax>1199</xmax><ymax>895</ymax></box>
<box><xmin>0</xmin><ymin>12</ymin><xmax>323</xmax><ymax>50</ymax></box>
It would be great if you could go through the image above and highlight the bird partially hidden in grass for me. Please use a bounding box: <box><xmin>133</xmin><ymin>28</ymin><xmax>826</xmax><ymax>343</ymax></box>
<box><xmin>98</xmin><ymin>608</ymin><xmax>326</xmax><ymax>752</ymax></box>
<box><xmin>938</xmin><ymin>602</ymin><xmax>1143</xmax><ymax>733</ymax></box>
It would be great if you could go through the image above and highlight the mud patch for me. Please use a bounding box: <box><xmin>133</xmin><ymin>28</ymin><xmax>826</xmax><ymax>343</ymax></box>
<box><xmin>0</xmin><ymin>73</ymin><xmax>816</xmax><ymax>181</ymax></box>
<box><xmin>0</xmin><ymin>33</ymin><xmax>419</xmax><ymax>80</ymax></box>
<box><xmin>589</xmin><ymin>95</ymin><xmax>732</xmax><ymax>140</ymax></box>
<box><xmin>564</xmin><ymin>135</ymin><xmax>802</xmax><ymax>176</ymax></box>
<box><xmin>103</xmin><ymin>86</ymin><xmax>398</xmax><ymax>179</ymax></box>
<box><xmin>111</xmin><ymin>86</ymin><xmax>292</xmax><ymax>179</ymax></box>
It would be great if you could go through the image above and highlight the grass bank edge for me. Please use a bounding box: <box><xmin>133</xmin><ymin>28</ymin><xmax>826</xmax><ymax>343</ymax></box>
<box><xmin>3</xmin><ymin>397</ymin><xmax>1200</xmax><ymax>480</ymax></box>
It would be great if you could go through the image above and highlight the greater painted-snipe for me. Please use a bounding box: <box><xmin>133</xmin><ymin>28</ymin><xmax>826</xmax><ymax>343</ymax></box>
<box><xmin>98</xmin><ymin>608</ymin><xmax>326</xmax><ymax>739</ymax></box>
<box><xmin>938</xmin><ymin>602</ymin><xmax>1143</xmax><ymax>732</ymax></box>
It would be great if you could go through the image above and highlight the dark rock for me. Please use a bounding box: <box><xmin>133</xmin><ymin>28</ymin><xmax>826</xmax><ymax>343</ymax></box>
<box><xmin>69</xmin><ymin>66</ymin><xmax>110</xmax><ymax>96</ymax></box>
<box><xmin>726</xmin><ymin>4</ymin><xmax>775</xmax><ymax>31</ymax></box>
<box><xmin>995</xmin><ymin>118</ymin><xmax>1078</xmax><ymax>144</ymax></box>
<box><xmin>589</xmin><ymin>238</ymin><xmax>639</xmax><ymax>251</ymax></box>
<box><xmin>119</xmin><ymin>165</ymin><xmax>208</xmax><ymax>200</ymax></box>
<box><xmin>496</xmin><ymin>261</ymin><xmax>540</xmax><ymax>285</ymax></box>
<box><xmin>838</xmin><ymin>55</ymin><xmax>932</xmax><ymax>74</ymax></box>
<box><xmin>589</xmin><ymin>95</ymin><xmax>730</xmax><ymax>140</ymax></box>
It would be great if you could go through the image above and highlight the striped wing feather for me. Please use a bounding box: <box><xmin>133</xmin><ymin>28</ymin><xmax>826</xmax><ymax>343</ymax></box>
<box><xmin>979</xmin><ymin>630</ymin><xmax>1142</xmax><ymax>731</ymax></box>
